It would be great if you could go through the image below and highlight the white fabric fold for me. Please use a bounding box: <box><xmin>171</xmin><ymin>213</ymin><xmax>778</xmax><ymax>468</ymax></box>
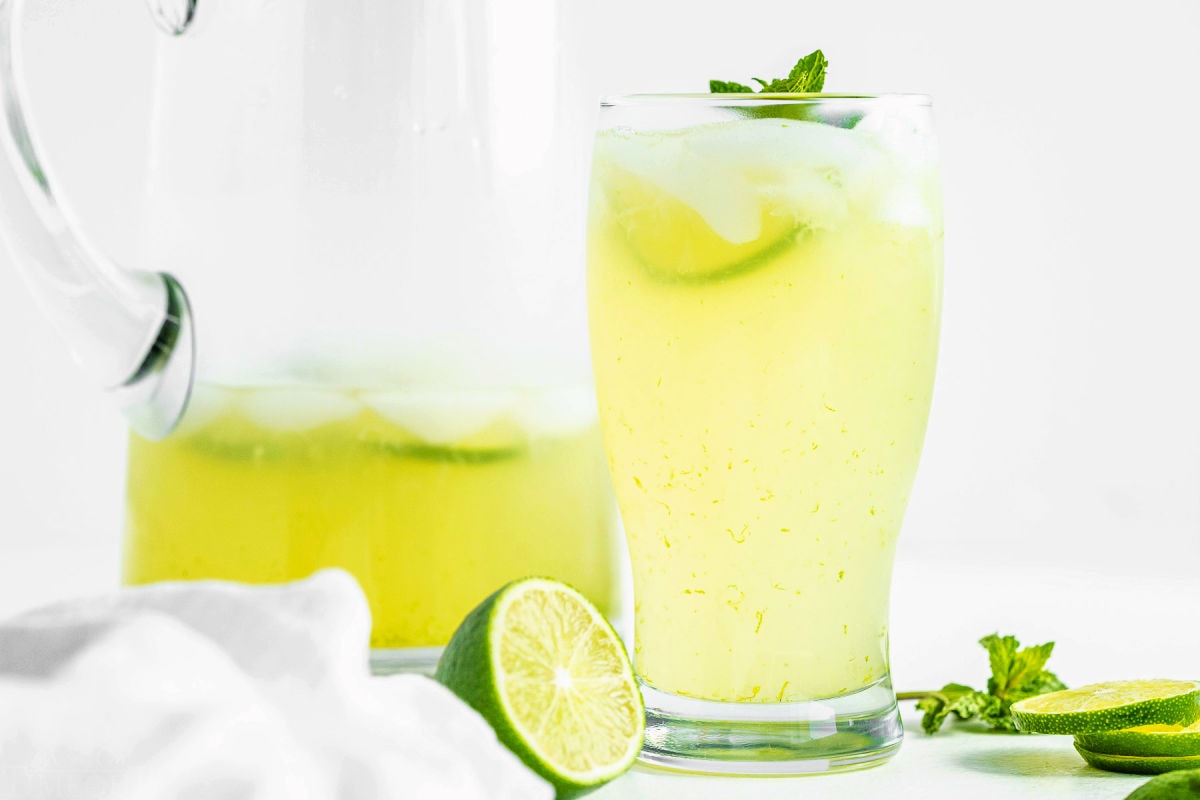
<box><xmin>0</xmin><ymin>569</ymin><xmax>551</xmax><ymax>800</ymax></box>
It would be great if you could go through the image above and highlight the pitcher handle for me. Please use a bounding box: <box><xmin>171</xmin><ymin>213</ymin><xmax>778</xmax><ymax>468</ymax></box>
<box><xmin>0</xmin><ymin>0</ymin><xmax>193</xmax><ymax>439</ymax></box>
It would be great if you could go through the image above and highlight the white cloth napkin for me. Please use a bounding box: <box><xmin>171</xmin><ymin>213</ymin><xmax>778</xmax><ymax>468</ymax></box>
<box><xmin>0</xmin><ymin>569</ymin><xmax>552</xmax><ymax>800</ymax></box>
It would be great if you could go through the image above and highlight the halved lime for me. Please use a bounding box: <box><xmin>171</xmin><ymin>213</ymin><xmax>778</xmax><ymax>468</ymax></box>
<box><xmin>434</xmin><ymin>577</ymin><xmax>644</xmax><ymax>798</ymax></box>
<box><xmin>1124</xmin><ymin>768</ymin><xmax>1200</xmax><ymax>798</ymax></box>
<box><xmin>1077</xmin><ymin>721</ymin><xmax>1200</xmax><ymax>759</ymax></box>
<box><xmin>1011</xmin><ymin>680</ymin><xmax>1200</xmax><ymax>735</ymax></box>
<box><xmin>1075</xmin><ymin>743</ymin><xmax>1200</xmax><ymax>775</ymax></box>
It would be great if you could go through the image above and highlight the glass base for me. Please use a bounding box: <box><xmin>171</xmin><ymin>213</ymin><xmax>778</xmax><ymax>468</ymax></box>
<box><xmin>639</xmin><ymin>678</ymin><xmax>902</xmax><ymax>775</ymax></box>
<box><xmin>369</xmin><ymin>646</ymin><xmax>443</xmax><ymax>676</ymax></box>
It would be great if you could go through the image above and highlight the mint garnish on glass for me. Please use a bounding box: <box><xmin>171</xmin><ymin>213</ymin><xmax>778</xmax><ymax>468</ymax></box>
<box><xmin>710</xmin><ymin>49</ymin><xmax>828</xmax><ymax>94</ymax></box>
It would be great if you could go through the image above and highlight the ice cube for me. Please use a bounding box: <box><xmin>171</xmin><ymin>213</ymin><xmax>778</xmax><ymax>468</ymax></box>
<box><xmin>363</xmin><ymin>389</ymin><xmax>521</xmax><ymax>445</ymax></box>
<box><xmin>685</xmin><ymin>118</ymin><xmax>883</xmax><ymax>175</ymax></box>
<box><xmin>239</xmin><ymin>388</ymin><xmax>363</xmax><ymax>432</ymax></box>
<box><xmin>855</xmin><ymin>101</ymin><xmax>938</xmax><ymax>173</ymax></box>
<box><xmin>515</xmin><ymin>387</ymin><xmax>598</xmax><ymax>438</ymax></box>
<box><xmin>874</xmin><ymin>183</ymin><xmax>933</xmax><ymax>228</ymax></box>
<box><xmin>603</xmin><ymin>119</ymin><xmax>898</xmax><ymax>238</ymax></box>
<box><xmin>600</xmin><ymin>130</ymin><xmax>764</xmax><ymax>244</ymax></box>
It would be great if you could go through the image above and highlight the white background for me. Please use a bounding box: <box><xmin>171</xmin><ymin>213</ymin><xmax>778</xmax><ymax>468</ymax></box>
<box><xmin>1</xmin><ymin>0</ymin><xmax>1198</xmax><ymax>607</ymax></box>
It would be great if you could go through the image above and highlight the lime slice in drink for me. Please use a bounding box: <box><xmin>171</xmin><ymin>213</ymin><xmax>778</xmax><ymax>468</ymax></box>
<box><xmin>594</xmin><ymin>120</ymin><xmax>890</xmax><ymax>283</ymax></box>
<box><xmin>434</xmin><ymin>578</ymin><xmax>644</xmax><ymax>798</ymax></box>
<box><xmin>597</xmin><ymin>159</ymin><xmax>801</xmax><ymax>283</ymax></box>
<box><xmin>1011</xmin><ymin>680</ymin><xmax>1200</xmax><ymax>735</ymax></box>
<box><xmin>1124</xmin><ymin>768</ymin><xmax>1200</xmax><ymax>799</ymax></box>
<box><xmin>1077</xmin><ymin>721</ymin><xmax>1200</xmax><ymax>759</ymax></box>
<box><xmin>363</xmin><ymin>389</ymin><xmax>528</xmax><ymax>463</ymax></box>
<box><xmin>1075</xmin><ymin>744</ymin><xmax>1200</xmax><ymax>775</ymax></box>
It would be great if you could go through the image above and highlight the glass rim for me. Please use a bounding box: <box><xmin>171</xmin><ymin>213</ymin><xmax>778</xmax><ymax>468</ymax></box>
<box><xmin>599</xmin><ymin>92</ymin><xmax>932</xmax><ymax>107</ymax></box>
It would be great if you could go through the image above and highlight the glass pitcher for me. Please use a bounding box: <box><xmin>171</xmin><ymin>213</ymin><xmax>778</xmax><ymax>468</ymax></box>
<box><xmin>0</xmin><ymin>0</ymin><xmax>619</xmax><ymax>672</ymax></box>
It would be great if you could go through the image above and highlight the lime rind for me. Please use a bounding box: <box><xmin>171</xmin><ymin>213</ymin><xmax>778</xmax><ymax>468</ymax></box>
<box><xmin>593</xmin><ymin>155</ymin><xmax>803</xmax><ymax>285</ymax></box>
<box><xmin>373</xmin><ymin>441</ymin><xmax>525</xmax><ymax>464</ymax></box>
<box><xmin>1123</xmin><ymin>769</ymin><xmax>1200</xmax><ymax>799</ymax></box>
<box><xmin>1076</xmin><ymin>722</ymin><xmax>1200</xmax><ymax>759</ymax></box>
<box><xmin>1075</xmin><ymin>743</ymin><xmax>1200</xmax><ymax>775</ymax></box>
<box><xmin>1011</xmin><ymin>680</ymin><xmax>1200</xmax><ymax>735</ymax></box>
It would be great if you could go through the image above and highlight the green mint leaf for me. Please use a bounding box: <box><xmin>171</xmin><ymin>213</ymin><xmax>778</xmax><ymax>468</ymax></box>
<box><xmin>1007</xmin><ymin>669</ymin><xmax>1067</xmax><ymax>705</ymax></box>
<box><xmin>709</xmin><ymin>80</ymin><xmax>755</xmax><ymax>93</ymax></box>
<box><xmin>981</xmin><ymin>633</ymin><xmax>1020</xmax><ymax>696</ymax></box>
<box><xmin>961</xmin><ymin>691</ymin><xmax>1004</xmax><ymax>723</ymax></box>
<box><xmin>910</xmin><ymin>633</ymin><xmax>1068</xmax><ymax>735</ymax></box>
<box><xmin>761</xmin><ymin>49</ymin><xmax>828</xmax><ymax>93</ymax></box>
<box><xmin>980</xmin><ymin>703</ymin><xmax>1020</xmax><ymax>731</ymax></box>
<box><xmin>1006</xmin><ymin>641</ymin><xmax>1057</xmax><ymax>693</ymax></box>
<box><xmin>920</xmin><ymin>685</ymin><xmax>1003</xmax><ymax>734</ymax></box>
<box><xmin>982</xmin><ymin>633</ymin><xmax>1059</xmax><ymax>702</ymax></box>
<box><xmin>708</xmin><ymin>49</ymin><xmax>828</xmax><ymax>95</ymax></box>
<box><xmin>916</xmin><ymin>696</ymin><xmax>948</xmax><ymax>734</ymax></box>
<box><xmin>917</xmin><ymin>683</ymin><xmax>977</xmax><ymax>734</ymax></box>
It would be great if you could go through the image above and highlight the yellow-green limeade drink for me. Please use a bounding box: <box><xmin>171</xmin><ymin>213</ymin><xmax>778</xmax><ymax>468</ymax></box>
<box><xmin>587</xmin><ymin>98</ymin><xmax>941</xmax><ymax>769</ymax></box>
<box><xmin>124</xmin><ymin>384</ymin><xmax>618</xmax><ymax>662</ymax></box>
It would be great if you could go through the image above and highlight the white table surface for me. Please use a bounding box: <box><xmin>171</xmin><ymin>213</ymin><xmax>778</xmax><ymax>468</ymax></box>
<box><xmin>1</xmin><ymin>538</ymin><xmax>1195</xmax><ymax>799</ymax></box>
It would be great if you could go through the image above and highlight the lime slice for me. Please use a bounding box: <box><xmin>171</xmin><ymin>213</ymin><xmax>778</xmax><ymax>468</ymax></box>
<box><xmin>1077</xmin><ymin>721</ymin><xmax>1200</xmax><ymax>758</ymax></box>
<box><xmin>376</xmin><ymin>442</ymin><xmax>524</xmax><ymax>464</ymax></box>
<box><xmin>1075</xmin><ymin>743</ymin><xmax>1200</xmax><ymax>775</ymax></box>
<box><xmin>434</xmin><ymin>577</ymin><xmax>644</xmax><ymax>798</ymax></box>
<box><xmin>598</xmin><ymin>160</ymin><xmax>801</xmax><ymax>283</ymax></box>
<box><xmin>362</xmin><ymin>390</ymin><xmax>529</xmax><ymax>464</ymax></box>
<box><xmin>593</xmin><ymin>120</ymin><xmax>892</xmax><ymax>283</ymax></box>
<box><xmin>1124</xmin><ymin>768</ymin><xmax>1200</xmax><ymax>799</ymax></box>
<box><xmin>1011</xmin><ymin>680</ymin><xmax>1200</xmax><ymax>735</ymax></box>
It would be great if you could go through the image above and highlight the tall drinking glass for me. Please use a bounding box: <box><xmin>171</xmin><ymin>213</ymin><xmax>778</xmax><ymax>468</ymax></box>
<box><xmin>586</xmin><ymin>95</ymin><xmax>942</xmax><ymax>773</ymax></box>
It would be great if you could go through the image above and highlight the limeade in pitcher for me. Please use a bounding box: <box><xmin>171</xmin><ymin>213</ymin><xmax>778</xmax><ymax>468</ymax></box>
<box><xmin>588</xmin><ymin>114</ymin><xmax>942</xmax><ymax>703</ymax></box>
<box><xmin>124</xmin><ymin>384</ymin><xmax>618</xmax><ymax>650</ymax></box>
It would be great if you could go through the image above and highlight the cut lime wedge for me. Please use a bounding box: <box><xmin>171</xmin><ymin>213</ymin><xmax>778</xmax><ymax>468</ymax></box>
<box><xmin>1011</xmin><ymin>680</ymin><xmax>1200</xmax><ymax>735</ymax></box>
<box><xmin>435</xmin><ymin>578</ymin><xmax>644</xmax><ymax>798</ymax></box>
<box><xmin>1077</xmin><ymin>721</ymin><xmax>1200</xmax><ymax>759</ymax></box>
<box><xmin>1075</xmin><ymin>744</ymin><xmax>1200</xmax><ymax>775</ymax></box>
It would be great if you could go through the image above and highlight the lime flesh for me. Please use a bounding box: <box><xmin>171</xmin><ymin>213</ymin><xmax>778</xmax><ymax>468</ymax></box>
<box><xmin>1011</xmin><ymin>680</ymin><xmax>1200</xmax><ymax>735</ymax></box>
<box><xmin>597</xmin><ymin>160</ymin><xmax>802</xmax><ymax>283</ymax></box>
<box><xmin>435</xmin><ymin>577</ymin><xmax>643</xmax><ymax>798</ymax></box>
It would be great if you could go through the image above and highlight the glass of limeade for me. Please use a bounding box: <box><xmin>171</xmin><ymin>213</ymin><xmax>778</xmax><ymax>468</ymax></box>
<box><xmin>586</xmin><ymin>94</ymin><xmax>942</xmax><ymax>772</ymax></box>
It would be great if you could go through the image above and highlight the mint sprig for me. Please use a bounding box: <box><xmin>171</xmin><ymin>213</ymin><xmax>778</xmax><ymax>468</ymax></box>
<box><xmin>709</xmin><ymin>80</ymin><xmax>755</xmax><ymax>94</ymax></box>
<box><xmin>710</xmin><ymin>49</ymin><xmax>828</xmax><ymax>94</ymax></box>
<box><xmin>903</xmin><ymin>633</ymin><xmax>1068</xmax><ymax>734</ymax></box>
